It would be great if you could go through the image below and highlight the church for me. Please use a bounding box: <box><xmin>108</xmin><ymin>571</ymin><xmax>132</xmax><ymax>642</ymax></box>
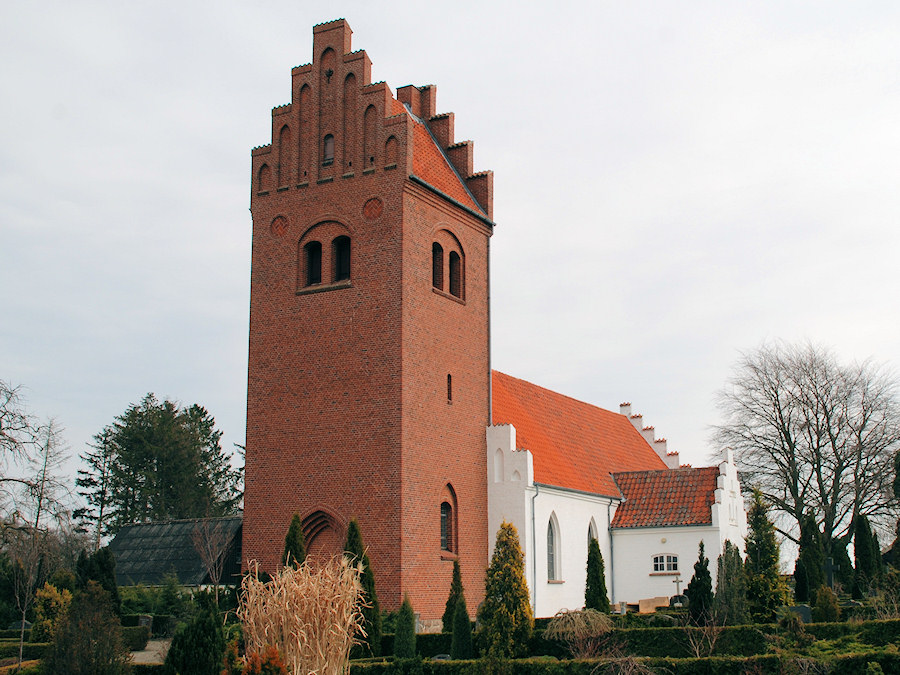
<box><xmin>241</xmin><ymin>19</ymin><xmax>747</xmax><ymax>627</ymax></box>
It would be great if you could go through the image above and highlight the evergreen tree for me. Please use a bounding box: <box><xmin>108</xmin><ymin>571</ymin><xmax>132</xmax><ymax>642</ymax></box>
<box><xmin>74</xmin><ymin>428</ymin><xmax>115</xmax><ymax>550</ymax></box>
<box><xmin>442</xmin><ymin>559</ymin><xmax>464</xmax><ymax>633</ymax></box>
<box><xmin>450</xmin><ymin>594</ymin><xmax>474</xmax><ymax>660</ymax></box>
<box><xmin>584</xmin><ymin>535</ymin><xmax>610</xmax><ymax>612</ymax></box>
<box><xmin>476</xmin><ymin>521</ymin><xmax>533</xmax><ymax>658</ymax></box>
<box><xmin>811</xmin><ymin>585</ymin><xmax>841</xmax><ymax>622</ymax></box>
<box><xmin>164</xmin><ymin>597</ymin><xmax>225</xmax><ymax>675</ymax></box>
<box><xmin>829</xmin><ymin>539</ymin><xmax>854</xmax><ymax>589</ymax></box>
<box><xmin>282</xmin><ymin>513</ymin><xmax>307</xmax><ymax>568</ymax></box>
<box><xmin>344</xmin><ymin>519</ymin><xmax>381</xmax><ymax>656</ymax></box>
<box><xmin>686</xmin><ymin>541</ymin><xmax>714</xmax><ymax>625</ymax></box>
<box><xmin>854</xmin><ymin>514</ymin><xmax>878</xmax><ymax>599</ymax></box>
<box><xmin>714</xmin><ymin>539</ymin><xmax>747</xmax><ymax>625</ymax></box>
<box><xmin>744</xmin><ymin>491</ymin><xmax>788</xmax><ymax>622</ymax></box>
<box><xmin>76</xmin><ymin>546</ymin><xmax>120</xmax><ymax>615</ymax></box>
<box><xmin>394</xmin><ymin>595</ymin><xmax>416</xmax><ymax>659</ymax></box>
<box><xmin>794</xmin><ymin>513</ymin><xmax>825</xmax><ymax>603</ymax></box>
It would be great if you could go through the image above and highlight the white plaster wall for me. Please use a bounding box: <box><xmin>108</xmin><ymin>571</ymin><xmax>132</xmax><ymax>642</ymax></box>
<box><xmin>712</xmin><ymin>449</ymin><xmax>748</xmax><ymax>551</ymax></box>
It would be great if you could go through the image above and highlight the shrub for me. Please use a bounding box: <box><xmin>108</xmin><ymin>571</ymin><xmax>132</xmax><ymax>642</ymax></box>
<box><xmin>394</xmin><ymin>595</ymin><xmax>416</xmax><ymax>658</ymax></box>
<box><xmin>714</xmin><ymin>540</ymin><xmax>746</xmax><ymax>625</ymax></box>
<box><xmin>685</xmin><ymin>541</ymin><xmax>713</xmax><ymax>625</ymax></box>
<box><xmin>584</xmin><ymin>536</ymin><xmax>609</xmax><ymax>613</ymax></box>
<box><xmin>442</xmin><ymin>559</ymin><xmax>463</xmax><ymax>633</ymax></box>
<box><xmin>76</xmin><ymin>546</ymin><xmax>121</xmax><ymax>615</ymax></box>
<box><xmin>239</xmin><ymin>557</ymin><xmax>364</xmax><ymax>675</ymax></box>
<box><xmin>243</xmin><ymin>645</ymin><xmax>289</xmax><ymax>674</ymax></box>
<box><xmin>476</xmin><ymin>521</ymin><xmax>533</xmax><ymax>659</ymax></box>
<box><xmin>164</xmin><ymin>604</ymin><xmax>225</xmax><ymax>675</ymax></box>
<box><xmin>811</xmin><ymin>585</ymin><xmax>841</xmax><ymax>623</ymax></box>
<box><xmin>450</xmin><ymin>595</ymin><xmax>474</xmax><ymax>659</ymax></box>
<box><xmin>30</xmin><ymin>582</ymin><xmax>72</xmax><ymax>642</ymax></box>
<box><xmin>122</xmin><ymin>625</ymin><xmax>151</xmax><ymax>651</ymax></box>
<box><xmin>282</xmin><ymin>513</ymin><xmax>307</xmax><ymax>568</ymax></box>
<box><xmin>346</xmin><ymin>519</ymin><xmax>382</xmax><ymax>656</ymax></box>
<box><xmin>43</xmin><ymin>580</ymin><xmax>131</xmax><ymax>675</ymax></box>
<box><xmin>544</xmin><ymin>608</ymin><xmax>612</xmax><ymax>658</ymax></box>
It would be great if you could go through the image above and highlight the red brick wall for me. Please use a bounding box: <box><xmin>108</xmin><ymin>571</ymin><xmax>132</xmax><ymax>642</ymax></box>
<box><xmin>243</xmin><ymin>19</ymin><xmax>492</xmax><ymax>619</ymax></box>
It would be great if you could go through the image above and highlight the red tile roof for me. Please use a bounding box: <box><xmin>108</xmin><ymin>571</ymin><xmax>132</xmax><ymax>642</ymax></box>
<box><xmin>610</xmin><ymin>467</ymin><xmax>720</xmax><ymax>528</ymax></box>
<box><xmin>411</xmin><ymin>120</ymin><xmax>482</xmax><ymax>213</ymax></box>
<box><xmin>491</xmin><ymin>371</ymin><xmax>667</xmax><ymax>497</ymax></box>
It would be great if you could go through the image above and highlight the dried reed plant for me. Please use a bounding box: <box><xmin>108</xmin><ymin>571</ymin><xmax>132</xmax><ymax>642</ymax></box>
<box><xmin>238</xmin><ymin>556</ymin><xmax>366</xmax><ymax>675</ymax></box>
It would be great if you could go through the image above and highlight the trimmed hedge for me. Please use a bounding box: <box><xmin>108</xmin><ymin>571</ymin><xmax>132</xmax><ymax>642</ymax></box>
<box><xmin>122</xmin><ymin>624</ymin><xmax>151</xmax><ymax>651</ymax></box>
<box><xmin>0</xmin><ymin>641</ymin><xmax>50</xmax><ymax>660</ymax></box>
<box><xmin>0</xmin><ymin>629</ymin><xmax>29</xmax><ymax>640</ymax></box>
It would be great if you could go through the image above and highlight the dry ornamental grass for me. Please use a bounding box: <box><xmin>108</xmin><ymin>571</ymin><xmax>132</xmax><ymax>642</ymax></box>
<box><xmin>239</xmin><ymin>556</ymin><xmax>366</xmax><ymax>675</ymax></box>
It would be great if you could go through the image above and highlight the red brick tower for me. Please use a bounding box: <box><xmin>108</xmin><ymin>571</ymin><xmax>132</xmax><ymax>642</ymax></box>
<box><xmin>243</xmin><ymin>19</ymin><xmax>494</xmax><ymax>622</ymax></box>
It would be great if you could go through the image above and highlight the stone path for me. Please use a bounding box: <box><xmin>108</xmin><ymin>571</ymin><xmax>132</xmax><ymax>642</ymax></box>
<box><xmin>131</xmin><ymin>638</ymin><xmax>171</xmax><ymax>665</ymax></box>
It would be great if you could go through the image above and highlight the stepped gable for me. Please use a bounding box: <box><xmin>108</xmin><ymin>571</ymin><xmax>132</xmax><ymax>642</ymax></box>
<box><xmin>491</xmin><ymin>371</ymin><xmax>666</xmax><ymax>497</ymax></box>
<box><xmin>611</xmin><ymin>467</ymin><xmax>720</xmax><ymax>528</ymax></box>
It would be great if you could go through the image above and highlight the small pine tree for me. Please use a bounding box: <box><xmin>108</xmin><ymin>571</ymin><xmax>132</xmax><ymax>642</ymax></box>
<box><xmin>476</xmin><ymin>520</ymin><xmax>533</xmax><ymax>658</ymax></box>
<box><xmin>31</xmin><ymin>582</ymin><xmax>72</xmax><ymax>642</ymax></box>
<box><xmin>450</xmin><ymin>590</ymin><xmax>474</xmax><ymax>659</ymax></box>
<box><xmin>164</xmin><ymin>601</ymin><xmax>225</xmax><ymax>675</ymax></box>
<box><xmin>76</xmin><ymin>546</ymin><xmax>121</xmax><ymax>615</ymax></box>
<box><xmin>44</xmin><ymin>581</ymin><xmax>130</xmax><ymax>675</ymax></box>
<box><xmin>811</xmin><ymin>585</ymin><xmax>841</xmax><ymax>622</ymax></box>
<box><xmin>714</xmin><ymin>540</ymin><xmax>747</xmax><ymax>625</ymax></box>
<box><xmin>442</xmin><ymin>559</ymin><xmax>464</xmax><ymax>633</ymax></box>
<box><xmin>686</xmin><ymin>541</ymin><xmax>714</xmax><ymax>625</ymax></box>
<box><xmin>794</xmin><ymin>514</ymin><xmax>825</xmax><ymax>603</ymax></box>
<box><xmin>394</xmin><ymin>595</ymin><xmax>416</xmax><ymax>659</ymax></box>
<box><xmin>584</xmin><ymin>536</ymin><xmax>610</xmax><ymax>613</ymax></box>
<box><xmin>854</xmin><ymin>514</ymin><xmax>878</xmax><ymax>599</ymax></box>
<box><xmin>282</xmin><ymin>513</ymin><xmax>307</xmax><ymax>568</ymax></box>
<box><xmin>745</xmin><ymin>491</ymin><xmax>789</xmax><ymax>622</ymax></box>
<box><xmin>344</xmin><ymin>519</ymin><xmax>381</xmax><ymax>656</ymax></box>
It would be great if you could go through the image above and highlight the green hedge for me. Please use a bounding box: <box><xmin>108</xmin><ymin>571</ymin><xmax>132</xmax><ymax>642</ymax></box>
<box><xmin>122</xmin><ymin>625</ymin><xmax>151</xmax><ymax>651</ymax></box>
<box><xmin>133</xmin><ymin>665</ymin><xmax>166</xmax><ymax>674</ymax></box>
<box><xmin>0</xmin><ymin>641</ymin><xmax>50</xmax><ymax>660</ymax></box>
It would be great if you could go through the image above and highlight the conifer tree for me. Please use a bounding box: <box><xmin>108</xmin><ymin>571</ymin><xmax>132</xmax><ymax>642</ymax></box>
<box><xmin>394</xmin><ymin>595</ymin><xmax>416</xmax><ymax>659</ymax></box>
<box><xmin>450</xmin><ymin>595</ymin><xmax>474</xmax><ymax>659</ymax></box>
<box><xmin>853</xmin><ymin>514</ymin><xmax>877</xmax><ymax>599</ymax></box>
<box><xmin>585</xmin><ymin>535</ymin><xmax>610</xmax><ymax>612</ymax></box>
<box><xmin>829</xmin><ymin>539</ymin><xmax>854</xmax><ymax>589</ymax></box>
<box><xmin>442</xmin><ymin>559</ymin><xmax>464</xmax><ymax>633</ymax></box>
<box><xmin>794</xmin><ymin>513</ymin><xmax>825</xmax><ymax>603</ymax></box>
<box><xmin>476</xmin><ymin>521</ymin><xmax>533</xmax><ymax>658</ymax></box>
<box><xmin>745</xmin><ymin>491</ymin><xmax>788</xmax><ymax>622</ymax></box>
<box><xmin>344</xmin><ymin>519</ymin><xmax>381</xmax><ymax>656</ymax></box>
<box><xmin>164</xmin><ymin>595</ymin><xmax>225</xmax><ymax>675</ymax></box>
<box><xmin>714</xmin><ymin>539</ymin><xmax>747</xmax><ymax>625</ymax></box>
<box><xmin>811</xmin><ymin>585</ymin><xmax>841</xmax><ymax>622</ymax></box>
<box><xmin>282</xmin><ymin>513</ymin><xmax>307</xmax><ymax>568</ymax></box>
<box><xmin>75</xmin><ymin>546</ymin><xmax>120</xmax><ymax>615</ymax></box>
<box><xmin>686</xmin><ymin>541</ymin><xmax>714</xmax><ymax>625</ymax></box>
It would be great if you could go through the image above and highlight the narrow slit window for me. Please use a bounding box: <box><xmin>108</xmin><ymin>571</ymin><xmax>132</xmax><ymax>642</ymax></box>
<box><xmin>432</xmin><ymin>243</ymin><xmax>443</xmax><ymax>290</ymax></box>
<box><xmin>447</xmin><ymin>374</ymin><xmax>452</xmax><ymax>403</ymax></box>
<box><xmin>323</xmin><ymin>134</ymin><xmax>334</xmax><ymax>165</ymax></box>
<box><xmin>305</xmin><ymin>241</ymin><xmax>322</xmax><ymax>285</ymax></box>
<box><xmin>449</xmin><ymin>251</ymin><xmax>462</xmax><ymax>298</ymax></box>
<box><xmin>440</xmin><ymin>501</ymin><xmax>453</xmax><ymax>552</ymax></box>
<box><xmin>547</xmin><ymin>519</ymin><xmax>558</xmax><ymax>581</ymax></box>
<box><xmin>333</xmin><ymin>236</ymin><xmax>351</xmax><ymax>281</ymax></box>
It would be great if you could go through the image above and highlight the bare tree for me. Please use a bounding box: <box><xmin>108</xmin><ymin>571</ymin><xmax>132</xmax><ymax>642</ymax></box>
<box><xmin>191</xmin><ymin>518</ymin><xmax>229</xmax><ymax>606</ymax></box>
<box><xmin>714</xmin><ymin>342</ymin><xmax>900</xmax><ymax>549</ymax></box>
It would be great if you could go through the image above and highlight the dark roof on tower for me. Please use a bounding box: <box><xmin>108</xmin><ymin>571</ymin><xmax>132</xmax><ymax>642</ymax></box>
<box><xmin>610</xmin><ymin>467</ymin><xmax>720</xmax><ymax>528</ymax></box>
<box><xmin>491</xmin><ymin>371</ymin><xmax>667</xmax><ymax>497</ymax></box>
<box><xmin>108</xmin><ymin>516</ymin><xmax>243</xmax><ymax>587</ymax></box>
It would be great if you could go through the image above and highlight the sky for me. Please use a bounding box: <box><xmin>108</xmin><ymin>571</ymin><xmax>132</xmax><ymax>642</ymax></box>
<box><xmin>2</xmin><ymin>1</ymin><xmax>899</xmax><ymax>489</ymax></box>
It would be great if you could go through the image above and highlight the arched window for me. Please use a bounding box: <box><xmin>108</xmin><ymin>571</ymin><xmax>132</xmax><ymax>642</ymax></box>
<box><xmin>333</xmin><ymin>236</ymin><xmax>350</xmax><ymax>281</ymax></box>
<box><xmin>305</xmin><ymin>241</ymin><xmax>322</xmax><ymax>285</ymax></box>
<box><xmin>449</xmin><ymin>251</ymin><xmax>462</xmax><ymax>298</ymax></box>
<box><xmin>323</xmin><ymin>134</ymin><xmax>334</xmax><ymax>165</ymax></box>
<box><xmin>440</xmin><ymin>501</ymin><xmax>453</xmax><ymax>552</ymax></box>
<box><xmin>588</xmin><ymin>520</ymin><xmax>598</xmax><ymax>547</ymax></box>
<box><xmin>547</xmin><ymin>515</ymin><xmax>560</xmax><ymax>581</ymax></box>
<box><xmin>432</xmin><ymin>242</ymin><xmax>444</xmax><ymax>290</ymax></box>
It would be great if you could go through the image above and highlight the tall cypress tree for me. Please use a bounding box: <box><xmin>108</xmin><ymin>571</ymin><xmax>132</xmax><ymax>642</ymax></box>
<box><xmin>345</xmin><ymin>519</ymin><xmax>381</xmax><ymax>656</ymax></box>
<box><xmin>450</xmin><ymin>594</ymin><xmax>473</xmax><ymax>659</ymax></box>
<box><xmin>794</xmin><ymin>513</ymin><xmax>825</xmax><ymax>603</ymax></box>
<box><xmin>584</xmin><ymin>535</ymin><xmax>609</xmax><ymax>612</ymax></box>
<box><xmin>853</xmin><ymin>514</ymin><xmax>877</xmax><ymax>599</ymax></box>
<box><xmin>394</xmin><ymin>595</ymin><xmax>416</xmax><ymax>659</ymax></box>
<box><xmin>686</xmin><ymin>541</ymin><xmax>713</xmax><ymax>625</ymax></box>
<box><xmin>442</xmin><ymin>559</ymin><xmax>463</xmax><ymax>633</ymax></box>
<box><xmin>745</xmin><ymin>491</ymin><xmax>787</xmax><ymax>622</ymax></box>
<box><xmin>282</xmin><ymin>513</ymin><xmax>307</xmax><ymax>568</ymax></box>
<box><xmin>714</xmin><ymin>539</ymin><xmax>747</xmax><ymax>625</ymax></box>
<box><xmin>476</xmin><ymin>521</ymin><xmax>533</xmax><ymax>658</ymax></box>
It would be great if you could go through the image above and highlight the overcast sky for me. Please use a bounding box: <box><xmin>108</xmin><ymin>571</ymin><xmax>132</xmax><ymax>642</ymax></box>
<box><xmin>2</xmin><ymin>1</ymin><xmax>899</xmax><ymax>486</ymax></box>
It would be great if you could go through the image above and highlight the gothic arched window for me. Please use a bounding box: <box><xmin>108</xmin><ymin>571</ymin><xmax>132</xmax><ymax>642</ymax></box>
<box><xmin>305</xmin><ymin>241</ymin><xmax>322</xmax><ymax>285</ymax></box>
<box><xmin>440</xmin><ymin>501</ymin><xmax>453</xmax><ymax>552</ymax></box>
<box><xmin>448</xmin><ymin>251</ymin><xmax>462</xmax><ymax>298</ymax></box>
<box><xmin>323</xmin><ymin>134</ymin><xmax>334</xmax><ymax>165</ymax></box>
<box><xmin>333</xmin><ymin>236</ymin><xmax>351</xmax><ymax>281</ymax></box>
<box><xmin>547</xmin><ymin>515</ymin><xmax>560</xmax><ymax>581</ymax></box>
<box><xmin>432</xmin><ymin>242</ymin><xmax>444</xmax><ymax>290</ymax></box>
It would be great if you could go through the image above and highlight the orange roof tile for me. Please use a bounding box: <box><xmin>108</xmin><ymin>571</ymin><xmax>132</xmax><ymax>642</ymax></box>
<box><xmin>610</xmin><ymin>467</ymin><xmax>720</xmax><ymax>528</ymax></box>
<box><xmin>411</xmin><ymin>120</ymin><xmax>482</xmax><ymax>213</ymax></box>
<box><xmin>491</xmin><ymin>371</ymin><xmax>666</xmax><ymax>497</ymax></box>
